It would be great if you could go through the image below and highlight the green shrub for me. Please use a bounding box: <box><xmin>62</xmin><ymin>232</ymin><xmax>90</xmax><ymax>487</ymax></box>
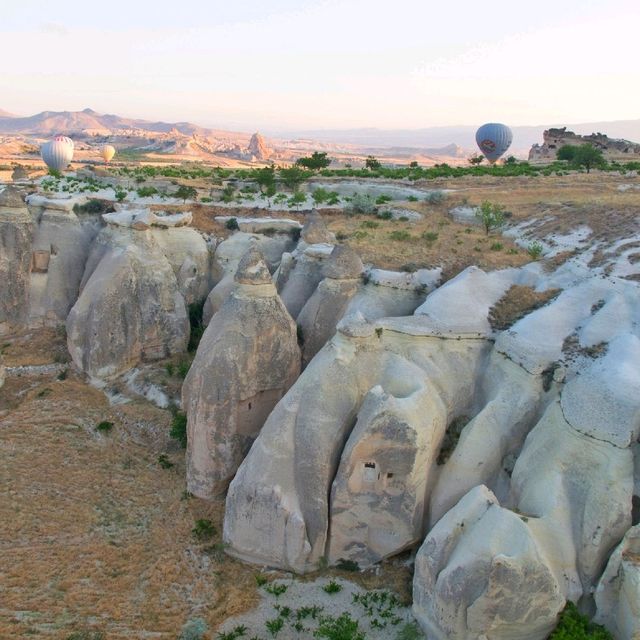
<box><xmin>315</xmin><ymin>612</ymin><xmax>364</xmax><ymax>640</ymax></box>
<box><xmin>425</xmin><ymin>190</ymin><xmax>445</xmax><ymax>205</ymax></box>
<box><xmin>136</xmin><ymin>186</ymin><xmax>158</xmax><ymax>198</ymax></box>
<box><xmin>395</xmin><ymin>622</ymin><xmax>422</xmax><ymax>640</ymax></box>
<box><xmin>322</xmin><ymin>579</ymin><xmax>343</xmax><ymax>594</ymax></box>
<box><xmin>421</xmin><ymin>231</ymin><xmax>438</xmax><ymax>243</ymax></box>
<box><xmin>389</xmin><ymin>230</ymin><xmax>412</xmax><ymax>242</ymax></box>
<box><xmin>188</xmin><ymin>299</ymin><xmax>206</xmax><ymax>352</ymax></box>
<box><xmin>226</xmin><ymin>217</ymin><xmax>240</xmax><ymax>231</ymax></box>
<box><xmin>255</xmin><ymin>573</ymin><xmax>268</xmax><ymax>586</ymax></box>
<box><xmin>490</xmin><ymin>241</ymin><xmax>503</xmax><ymax>251</ymax></box>
<box><xmin>192</xmin><ymin>518</ymin><xmax>216</xmax><ymax>540</ymax></box>
<box><xmin>174</xmin><ymin>185</ymin><xmax>198</xmax><ymax>202</ymax></box>
<box><xmin>360</xmin><ymin>220</ymin><xmax>379</xmax><ymax>229</ymax></box>
<box><xmin>377</xmin><ymin>209</ymin><xmax>393</xmax><ymax>220</ymax></box>
<box><xmin>346</xmin><ymin>193</ymin><xmax>377</xmax><ymax>215</ymax></box>
<box><xmin>475</xmin><ymin>201</ymin><xmax>506</xmax><ymax>235</ymax></box>
<box><xmin>73</xmin><ymin>199</ymin><xmax>115</xmax><ymax>215</ymax></box>
<box><xmin>335</xmin><ymin>558</ymin><xmax>360</xmax><ymax>572</ymax></box>
<box><xmin>95</xmin><ymin>421</ymin><xmax>113</xmax><ymax>433</ymax></box>
<box><xmin>375</xmin><ymin>194</ymin><xmax>392</xmax><ymax>204</ymax></box>
<box><xmin>312</xmin><ymin>187</ymin><xmax>331</xmax><ymax>204</ymax></box>
<box><xmin>265</xmin><ymin>582</ymin><xmax>288</xmax><ymax>597</ymax></box>
<box><xmin>170</xmin><ymin>410</ymin><xmax>188</xmax><ymax>448</ymax></box>
<box><xmin>158</xmin><ymin>454</ymin><xmax>174</xmax><ymax>469</ymax></box>
<box><xmin>178</xmin><ymin>617</ymin><xmax>208</xmax><ymax>640</ymax></box>
<box><xmin>527</xmin><ymin>241</ymin><xmax>544</xmax><ymax>259</ymax></box>
<box><xmin>265</xmin><ymin>617</ymin><xmax>284</xmax><ymax>637</ymax></box>
<box><xmin>549</xmin><ymin>602</ymin><xmax>612</xmax><ymax>639</ymax></box>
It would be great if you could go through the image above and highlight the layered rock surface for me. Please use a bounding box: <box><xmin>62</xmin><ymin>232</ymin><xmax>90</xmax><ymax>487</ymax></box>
<box><xmin>183</xmin><ymin>248</ymin><xmax>300</xmax><ymax>498</ymax></box>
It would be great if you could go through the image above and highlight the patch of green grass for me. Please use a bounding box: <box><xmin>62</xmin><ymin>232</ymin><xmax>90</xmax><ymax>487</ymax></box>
<box><xmin>265</xmin><ymin>617</ymin><xmax>284</xmax><ymax>637</ymax></box>
<box><xmin>395</xmin><ymin>622</ymin><xmax>422</xmax><ymax>640</ymax></box>
<box><xmin>490</xmin><ymin>241</ymin><xmax>504</xmax><ymax>251</ymax></box>
<box><xmin>421</xmin><ymin>231</ymin><xmax>438</xmax><ymax>243</ymax></box>
<box><xmin>95</xmin><ymin>421</ymin><xmax>114</xmax><ymax>433</ymax></box>
<box><xmin>315</xmin><ymin>612</ymin><xmax>364</xmax><ymax>640</ymax></box>
<box><xmin>255</xmin><ymin>573</ymin><xmax>268</xmax><ymax>586</ymax></box>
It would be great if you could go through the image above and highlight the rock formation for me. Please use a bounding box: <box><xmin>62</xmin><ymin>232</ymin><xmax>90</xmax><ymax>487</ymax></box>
<box><xmin>183</xmin><ymin>247</ymin><xmax>300</xmax><ymax>498</ymax></box>
<box><xmin>594</xmin><ymin>525</ymin><xmax>640</xmax><ymax>639</ymax></box>
<box><xmin>247</xmin><ymin>132</ymin><xmax>272</xmax><ymax>161</ymax></box>
<box><xmin>0</xmin><ymin>186</ymin><xmax>32</xmax><ymax>333</ymax></box>
<box><xmin>277</xmin><ymin>210</ymin><xmax>335</xmax><ymax>319</ymax></box>
<box><xmin>297</xmin><ymin>244</ymin><xmax>363</xmax><ymax>366</ymax></box>
<box><xmin>529</xmin><ymin>127</ymin><xmax>640</xmax><ymax>162</ymax></box>
<box><xmin>413</xmin><ymin>486</ymin><xmax>565</xmax><ymax>639</ymax></box>
<box><xmin>203</xmin><ymin>230</ymin><xmax>296</xmax><ymax>324</ymax></box>
<box><xmin>66</xmin><ymin>208</ymin><xmax>211</xmax><ymax>379</ymax></box>
<box><xmin>223</xmin><ymin>257</ymin><xmax>639</xmax><ymax>638</ymax></box>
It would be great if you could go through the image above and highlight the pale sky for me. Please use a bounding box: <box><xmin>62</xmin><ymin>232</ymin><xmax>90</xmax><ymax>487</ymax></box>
<box><xmin>1</xmin><ymin>0</ymin><xmax>638</xmax><ymax>131</ymax></box>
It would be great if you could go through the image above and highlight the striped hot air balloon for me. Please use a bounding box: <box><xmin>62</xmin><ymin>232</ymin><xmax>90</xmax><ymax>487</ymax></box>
<box><xmin>101</xmin><ymin>144</ymin><xmax>116</xmax><ymax>163</ymax></box>
<box><xmin>475</xmin><ymin>123</ymin><xmax>513</xmax><ymax>164</ymax></box>
<box><xmin>41</xmin><ymin>135</ymin><xmax>74</xmax><ymax>172</ymax></box>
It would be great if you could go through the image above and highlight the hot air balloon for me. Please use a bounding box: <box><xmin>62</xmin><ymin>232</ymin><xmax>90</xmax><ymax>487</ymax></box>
<box><xmin>101</xmin><ymin>144</ymin><xmax>116</xmax><ymax>163</ymax></box>
<box><xmin>475</xmin><ymin>123</ymin><xmax>513</xmax><ymax>164</ymax></box>
<box><xmin>41</xmin><ymin>135</ymin><xmax>74</xmax><ymax>172</ymax></box>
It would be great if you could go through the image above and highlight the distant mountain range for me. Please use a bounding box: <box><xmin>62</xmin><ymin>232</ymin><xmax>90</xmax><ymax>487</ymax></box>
<box><xmin>278</xmin><ymin>121</ymin><xmax>640</xmax><ymax>152</ymax></box>
<box><xmin>1</xmin><ymin>107</ymin><xmax>639</xmax><ymax>158</ymax></box>
<box><xmin>0</xmin><ymin>107</ymin><xmax>226</xmax><ymax>138</ymax></box>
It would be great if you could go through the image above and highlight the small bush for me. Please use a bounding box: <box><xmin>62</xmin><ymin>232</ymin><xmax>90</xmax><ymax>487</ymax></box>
<box><xmin>225</xmin><ymin>217</ymin><xmax>240</xmax><ymax>231</ymax></box>
<box><xmin>265</xmin><ymin>582</ymin><xmax>288</xmax><ymax>597</ymax></box>
<box><xmin>178</xmin><ymin>617</ymin><xmax>208</xmax><ymax>640</ymax></box>
<box><xmin>188</xmin><ymin>299</ymin><xmax>206</xmax><ymax>352</ymax></box>
<box><xmin>136</xmin><ymin>186</ymin><xmax>158</xmax><ymax>198</ymax></box>
<box><xmin>335</xmin><ymin>558</ymin><xmax>360</xmax><ymax>572</ymax></box>
<box><xmin>360</xmin><ymin>220</ymin><xmax>379</xmax><ymax>229</ymax></box>
<box><xmin>395</xmin><ymin>622</ymin><xmax>422</xmax><ymax>640</ymax></box>
<box><xmin>265</xmin><ymin>617</ymin><xmax>284</xmax><ymax>637</ymax></box>
<box><xmin>421</xmin><ymin>231</ymin><xmax>438</xmax><ymax>243</ymax></box>
<box><xmin>549</xmin><ymin>602</ymin><xmax>612</xmax><ymax>639</ymax></box>
<box><xmin>425</xmin><ymin>190</ymin><xmax>445</xmax><ymax>205</ymax></box>
<box><xmin>255</xmin><ymin>573</ymin><xmax>268</xmax><ymax>586</ymax></box>
<box><xmin>389</xmin><ymin>230</ymin><xmax>412</xmax><ymax>242</ymax></box>
<box><xmin>375</xmin><ymin>194</ymin><xmax>392</xmax><ymax>204</ymax></box>
<box><xmin>315</xmin><ymin>612</ymin><xmax>365</xmax><ymax>640</ymax></box>
<box><xmin>377</xmin><ymin>209</ymin><xmax>393</xmax><ymax>220</ymax></box>
<box><xmin>95</xmin><ymin>421</ymin><xmax>113</xmax><ymax>433</ymax></box>
<box><xmin>192</xmin><ymin>518</ymin><xmax>216</xmax><ymax>541</ymax></box>
<box><xmin>346</xmin><ymin>193</ymin><xmax>377</xmax><ymax>215</ymax></box>
<box><xmin>158</xmin><ymin>454</ymin><xmax>174</xmax><ymax>469</ymax></box>
<box><xmin>490</xmin><ymin>242</ymin><xmax>503</xmax><ymax>251</ymax></box>
<box><xmin>527</xmin><ymin>241</ymin><xmax>544</xmax><ymax>259</ymax></box>
<box><xmin>322</xmin><ymin>579</ymin><xmax>343</xmax><ymax>594</ymax></box>
<box><xmin>177</xmin><ymin>360</ymin><xmax>191</xmax><ymax>378</ymax></box>
<box><xmin>476</xmin><ymin>201</ymin><xmax>506</xmax><ymax>235</ymax></box>
<box><xmin>170</xmin><ymin>410</ymin><xmax>188</xmax><ymax>448</ymax></box>
<box><xmin>407</xmin><ymin>195</ymin><xmax>418</xmax><ymax>202</ymax></box>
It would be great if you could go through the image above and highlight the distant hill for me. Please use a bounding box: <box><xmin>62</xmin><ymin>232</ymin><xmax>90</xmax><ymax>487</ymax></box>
<box><xmin>0</xmin><ymin>107</ymin><xmax>230</xmax><ymax>138</ymax></box>
<box><xmin>0</xmin><ymin>109</ymin><xmax>17</xmax><ymax>118</ymax></box>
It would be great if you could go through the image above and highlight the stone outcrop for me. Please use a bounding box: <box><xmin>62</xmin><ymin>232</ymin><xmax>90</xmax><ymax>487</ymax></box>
<box><xmin>66</xmin><ymin>210</ymin><xmax>211</xmax><ymax>379</ymax></box>
<box><xmin>66</xmin><ymin>228</ymin><xmax>189</xmax><ymax>379</ymax></box>
<box><xmin>203</xmin><ymin>231</ymin><xmax>296</xmax><ymax>324</ymax></box>
<box><xmin>413</xmin><ymin>486</ymin><xmax>565</xmax><ymax>640</ymax></box>
<box><xmin>247</xmin><ymin>132</ymin><xmax>272</xmax><ymax>160</ymax></box>
<box><xmin>183</xmin><ymin>248</ymin><xmax>300</xmax><ymax>498</ymax></box>
<box><xmin>297</xmin><ymin>245</ymin><xmax>363</xmax><ymax>366</ymax></box>
<box><xmin>0</xmin><ymin>187</ymin><xmax>32</xmax><ymax>333</ymax></box>
<box><xmin>595</xmin><ymin>525</ymin><xmax>640</xmax><ymax>639</ymax></box>
<box><xmin>223</xmin><ymin>258</ymin><xmax>639</xmax><ymax>637</ymax></box>
<box><xmin>529</xmin><ymin>127</ymin><xmax>640</xmax><ymax>163</ymax></box>
<box><xmin>277</xmin><ymin>211</ymin><xmax>335</xmax><ymax>319</ymax></box>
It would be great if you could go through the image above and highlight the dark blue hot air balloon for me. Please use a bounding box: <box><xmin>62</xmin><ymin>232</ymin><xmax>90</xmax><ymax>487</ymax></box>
<box><xmin>475</xmin><ymin>123</ymin><xmax>513</xmax><ymax>163</ymax></box>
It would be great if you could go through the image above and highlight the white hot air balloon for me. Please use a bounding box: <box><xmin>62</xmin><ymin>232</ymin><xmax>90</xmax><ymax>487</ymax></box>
<box><xmin>41</xmin><ymin>135</ymin><xmax>74</xmax><ymax>173</ymax></box>
<box><xmin>101</xmin><ymin>144</ymin><xmax>116</xmax><ymax>163</ymax></box>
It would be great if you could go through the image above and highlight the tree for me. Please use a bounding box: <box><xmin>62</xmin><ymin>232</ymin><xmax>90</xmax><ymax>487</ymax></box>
<box><xmin>475</xmin><ymin>201</ymin><xmax>506</xmax><ymax>235</ymax></box>
<box><xmin>468</xmin><ymin>154</ymin><xmax>484</xmax><ymax>166</ymax></box>
<box><xmin>365</xmin><ymin>155</ymin><xmax>381</xmax><ymax>170</ymax></box>
<box><xmin>279</xmin><ymin>166</ymin><xmax>307</xmax><ymax>192</ymax></box>
<box><xmin>409</xmin><ymin>160</ymin><xmax>419</xmax><ymax>168</ymax></box>
<box><xmin>254</xmin><ymin>166</ymin><xmax>276</xmax><ymax>193</ymax></box>
<box><xmin>572</xmin><ymin>144</ymin><xmax>605</xmax><ymax>173</ymax></box>
<box><xmin>288</xmin><ymin>191</ymin><xmax>307</xmax><ymax>210</ymax></box>
<box><xmin>557</xmin><ymin>145</ymin><xmax>579</xmax><ymax>162</ymax></box>
<box><xmin>504</xmin><ymin>155</ymin><xmax>518</xmax><ymax>165</ymax></box>
<box><xmin>295</xmin><ymin>151</ymin><xmax>331</xmax><ymax>170</ymax></box>
<box><xmin>174</xmin><ymin>185</ymin><xmax>197</xmax><ymax>203</ymax></box>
